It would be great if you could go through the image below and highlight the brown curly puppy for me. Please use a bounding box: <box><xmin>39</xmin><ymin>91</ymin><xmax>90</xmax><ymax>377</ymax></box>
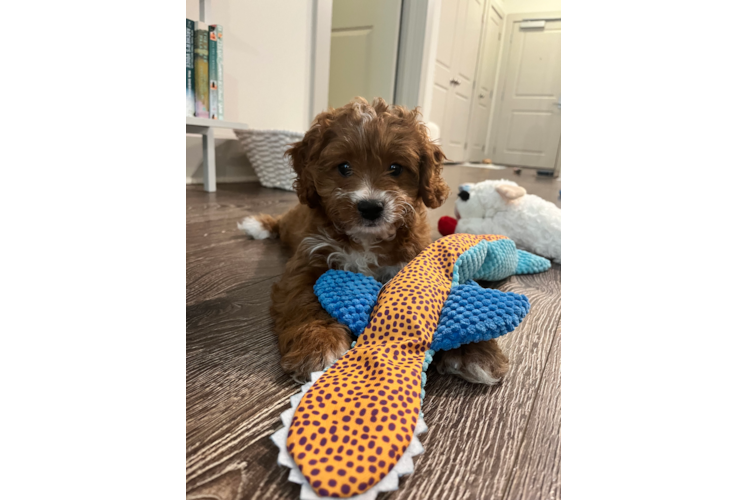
<box><xmin>239</xmin><ymin>97</ymin><xmax>509</xmax><ymax>383</ymax></box>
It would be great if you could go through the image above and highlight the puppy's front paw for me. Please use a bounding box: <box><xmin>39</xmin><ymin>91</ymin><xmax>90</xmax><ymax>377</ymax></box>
<box><xmin>435</xmin><ymin>339</ymin><xmax>509</xmax><ymax>385</ymax></box>
<box><xmin>280</xmin><ymin>320</ymin><xmax>352</xmax><ymax>383</ymax></box>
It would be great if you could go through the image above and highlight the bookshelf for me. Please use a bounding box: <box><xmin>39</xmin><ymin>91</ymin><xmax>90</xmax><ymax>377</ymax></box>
<box><xmin>186</xmin><ymin>118</ymin><xmax>248</xmax><ymax>193</ymax></box>
<box><xmin>187</xmin><ymin>0</ymin><xmax>249</xmax><ymax>192</ymax></box>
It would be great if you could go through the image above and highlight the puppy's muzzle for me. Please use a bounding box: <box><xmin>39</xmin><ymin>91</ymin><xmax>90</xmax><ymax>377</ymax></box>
<box><xmin>357</xmin><ymin>199</ymin><xmax>384</xmax><ymax>221</ymax></box>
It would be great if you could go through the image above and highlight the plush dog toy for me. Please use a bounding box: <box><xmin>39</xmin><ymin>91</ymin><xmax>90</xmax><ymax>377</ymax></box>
<box><xmin>438</xmin><ymin>180</ymin><xmax>561</xmax><ymax>263</ymax></box>
<box><xmin>271</xmin><ymin>234</ymin><xmax>550</xmax><ymax>499</ymax></box>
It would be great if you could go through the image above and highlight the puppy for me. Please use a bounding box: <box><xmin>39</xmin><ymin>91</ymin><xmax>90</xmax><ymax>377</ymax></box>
<box><xmin>240</xmin><ymin>97</ymin><xmax>509</xmax><ymax>384</ymax></box>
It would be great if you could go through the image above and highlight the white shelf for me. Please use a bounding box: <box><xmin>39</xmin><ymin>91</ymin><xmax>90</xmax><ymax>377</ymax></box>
<box><xmin>188</xmin><ymin>0</ymin><xmax>247</xmax><ymax>193</ymax></box>
<box><xmin>186</xmin><ymin>116</ymin><xmax>248</xmax><ymax>130</ymax></box>
<box><xmin>186</xmin><ymin>115</ymin><xmax>250</xmax><ymax>193</ymax></box>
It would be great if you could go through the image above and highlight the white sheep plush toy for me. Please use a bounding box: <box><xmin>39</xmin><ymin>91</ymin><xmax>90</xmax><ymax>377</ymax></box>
<box><xmin>438</xmin><ymin>179</ymin><xmax>561</xmax><ymax>263</ymax></box>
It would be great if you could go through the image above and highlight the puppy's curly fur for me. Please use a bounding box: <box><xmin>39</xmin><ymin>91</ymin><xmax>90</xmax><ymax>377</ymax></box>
<box><xmin>239</xmin><ymin>97</ymin><xmax>509</xmax><ymax>383</ymax></box>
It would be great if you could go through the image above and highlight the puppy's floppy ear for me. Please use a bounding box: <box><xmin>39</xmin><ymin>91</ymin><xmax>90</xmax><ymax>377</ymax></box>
<box><xmin>286</xmin><ymin>113</ymin><xmax>329</xmax><ymax>208</ymax></box>
<box><xmin>496</xmin><ymin>183</ymin><xmax>526</xmax><ymax>201</ymax></box>
<box><xmin>417</xmin><ymin>125</ymin><xmax>450</xmax><ymax>209</ymax></box>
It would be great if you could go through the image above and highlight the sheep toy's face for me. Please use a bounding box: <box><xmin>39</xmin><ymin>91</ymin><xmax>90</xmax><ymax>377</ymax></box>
<box><xmin>455</xmin><ymin>180</ymin><xmax>526</xmax><ymax>220</ymax></box>
<box><xmin>455</xmin><ymin>183</ymin><xmax>482</xmax><ymax>219</ymax></box>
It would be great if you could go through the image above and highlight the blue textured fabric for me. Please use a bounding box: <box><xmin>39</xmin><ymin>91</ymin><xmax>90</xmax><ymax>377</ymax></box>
<box><xmin>315</xmin><ymin>239</ymin><xmax>548</xmax><ymax>347</ymax></box>
<box><xmin>432</xmin><ymin>284</ymin><xmax>530</xmax><ymax>351</ymax></box>
<box><xmin>451</xmin><ymin>240</ymin><xmax>489</xmax><ymax>285</ymax></box>
<box><xmin>451</xmin><ymin>238</ymin><xmax>550</xmax><ymax>285</ymax></box>
<box><xmin>314</xmin><ymin>270</ymin><xmax>382</xmax><ymax>336</ymax></box>
<box><xmin>516</xmin><ymin>249</ymin><xmax>551</xmax><ymax>274</ymax></box>
<box><xmin>420</xmin><ymin>349</ymin><xmax>434</xmax><ymax>403</ymax></box>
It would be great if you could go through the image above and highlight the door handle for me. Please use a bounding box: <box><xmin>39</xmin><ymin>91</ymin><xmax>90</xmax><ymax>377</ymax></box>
<box><xmin>450</xmin><ymin>78</ymin><xmax>462</xmax><ymax>86</ymax></box>
<box><xmin>479</xmin><ymin>93</ymin><xmax>485</xmax><ymax>98</ymax></box>
<box><xmin>554</xmin><ymin>101</ymin><xmax>561</xmax><ymax>109</ymax></box>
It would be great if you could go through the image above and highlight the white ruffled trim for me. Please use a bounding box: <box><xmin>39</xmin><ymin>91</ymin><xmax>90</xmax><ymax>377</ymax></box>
<box><xmin>271</xmin><ymin>370</ymin><xmax>429</xmax><ymax>500</ymax></box>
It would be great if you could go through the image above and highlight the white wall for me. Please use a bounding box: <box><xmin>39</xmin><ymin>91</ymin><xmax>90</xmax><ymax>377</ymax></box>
<box><xmin>186</xmin><ymin>0</ymin><xmax>315</xmax><ymax>184</ymax></box>
<box><xmin>502</xmin><ymin>0</ymin><xmax>561</xmax><ymax>14</ymax></box>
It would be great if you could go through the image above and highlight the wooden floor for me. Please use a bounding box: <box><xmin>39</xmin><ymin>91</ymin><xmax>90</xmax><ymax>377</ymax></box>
<box><xmin>187</xmin><ymin>166</ymin><xmax>561</xmax><ymax>500</ymax></box>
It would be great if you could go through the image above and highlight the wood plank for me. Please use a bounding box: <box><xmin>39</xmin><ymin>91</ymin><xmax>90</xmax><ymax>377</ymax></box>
<box><xmin>186</xmin><ymin>217</ymin><xmax>297</xmax><ymax>254</ymax></box>
<box><xmin>187</xmin><ymin>278</ymin><xmax>299</xmax><ymax>497</ymax></box>
<box><xmin>504</xmin><ymin>320</ymin><xmax>561</xmax><ymax>500</ymax></box>
<box><xmin>187</xmin><ymin>196</ymin><xmax>297</xmax><ymax>226</ymax></box>
<box><xmin>187</xmin><ymin>183</ymin><xmax>297</xmax><ymax>225</ymax></box>
<box><xmin>186</xmin><ymin>239</ymin><xmax>291</xmax><ymax>306</ymax></box>
<box><xmin>187</xmin><ymin>197</ymin><xmax>297</xmax><ymax>225</ymax></box>
<box><xmin>187</xmin><ymin>182</ymin><xmax>296</xmax><ymax>203</ymax></box>
<box><xmin>186</xmin><ymin>183</ymin><xmax>298</xmax><ymax>304</ymax></box>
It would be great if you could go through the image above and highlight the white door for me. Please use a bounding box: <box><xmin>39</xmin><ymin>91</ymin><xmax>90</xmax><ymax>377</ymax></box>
<box><xmin>430</xmin><ymin>0</ymin><xmax>485</xmax><ymax>162</ymax></box>
<box><xmin>466</xmin><ymin>1</ymin><xmax>504</xmax><ymax>161</ymax></box>
<box><xmin>492</xmin><ymin>17</ymin><xmax>561</xmax><ymax>169</ymax></box>
<box><xmin>328</xmin><ymin>0</ymin><xmax>402</xmax><ymax>109</ymax></box>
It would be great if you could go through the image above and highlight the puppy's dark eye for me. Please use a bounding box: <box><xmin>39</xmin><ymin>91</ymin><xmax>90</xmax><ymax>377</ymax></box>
<box><xmin>338</xmin><ymin>163</ymin><xmax>352</xmax><ymax>177</ymax></box>
<box><xmin>389</xmin><ymin>164</ymin><xmax>403</xmax><ymax>177</ymax></box>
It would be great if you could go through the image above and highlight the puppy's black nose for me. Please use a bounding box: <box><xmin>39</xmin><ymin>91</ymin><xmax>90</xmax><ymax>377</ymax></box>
<box><xmin>357</xmin><ymin>200</ymin><xmax>384</xmax><ymax>221</ymax></box>
<box><xmin>458</xmin><ymin>190</ymin><xmax>470</xmax><ymax>201</ymax></box>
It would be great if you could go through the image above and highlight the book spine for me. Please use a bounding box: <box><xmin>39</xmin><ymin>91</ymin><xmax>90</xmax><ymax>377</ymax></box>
<box><xmin>186</xmin><ymin>19</ymin><xmax>195</xmax><ymax>117</ymax></box>
<box><xmin>194</xmin><ymin>22</ymin><xmax>210</xmax><ymax>119</ymax></box>
<box><xmin>208</xmin><ymin>26</ymin><xmax>219</xmax><ymax>120</ymax></box>
<box><xmin>213</xmin><ymin>25</ymin><xmax>224</xmax><ymax>120</ymax></box>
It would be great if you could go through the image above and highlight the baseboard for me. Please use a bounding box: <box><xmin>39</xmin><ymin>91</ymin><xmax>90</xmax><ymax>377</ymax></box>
<box><xmin>559</xmin><ymin>97</ymin><xmax>748</xmax><ymax>109</ymax></box>
<box><xmin>449</xmin><ymin>162</ymin><xmax>508</xmax><ymax>170</ymax></box>
<box><xmin>187</xmin><ymin>134</ymin><xmax>257</xmax><ymax>185</ymax></box>
<box><xmin>186</xmin><ymin>174</ymin><xmax>259</xmax><ymax>185</ymax></box>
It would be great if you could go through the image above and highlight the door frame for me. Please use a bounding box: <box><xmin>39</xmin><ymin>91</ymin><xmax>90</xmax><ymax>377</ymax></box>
<box><xmin>465</xmin><ymin>0</ymin><xmax>507</xmax><ymax>159</ymax></box>
<box><xmin>309</xmin><ymin>0</ymin><xmax>333</xmax><ymax>126</ymax></box>
<box><xmin>309</xmin><ymin>0</ymin><xmax>443</xmax><ymax>124</ymax></box>
<box><xmin>395</xmin><ymin>0</ymin><xmax>442</xmax><ymax>121</ymax></box>
<box><xmin>554</xmin><ymin>140</ymin><xmax>561</xmax><ymax>177</ymax></box>
<box><xmin>488</xmin><ymin>11</ymin><xmax>561</xmax><ymax>167</ymax></box>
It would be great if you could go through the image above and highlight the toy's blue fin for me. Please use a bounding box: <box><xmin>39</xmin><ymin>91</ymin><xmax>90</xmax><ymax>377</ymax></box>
<box><xmin>314</xmin><ymin>270</ymin><xmax>382</xmax><ymax>336</ymax></box>
<box><xmin>452</xmin><ymin>238</ymin><xmax>550</xmax><ymax>285</ymax></box>
<box><xmin>516</xmin><ymin>249</ymin><xmax>551</xmax><ymax>274</ymax></box>
<box><xmin>452</xmin><ymin>239</ymin><xmax>515</xmax><ymax>285</ymax></box>
<box><xmin>431</xmin><ymin>282</ymin><xmax>530</xmax><ymax>352</ymax></box>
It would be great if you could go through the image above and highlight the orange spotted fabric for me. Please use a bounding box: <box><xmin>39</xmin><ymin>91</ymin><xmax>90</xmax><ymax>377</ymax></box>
<box><xmin>286</xmin><ymin>234</ymin><xmax>508</xmax><ymax>498</ymax></box>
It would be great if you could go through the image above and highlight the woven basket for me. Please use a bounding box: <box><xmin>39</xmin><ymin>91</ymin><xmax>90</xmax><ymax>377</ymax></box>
<box><xmin>234</xmin><ymin>129</ymin><xmax>304</xmax><ymax>191</ymax></box>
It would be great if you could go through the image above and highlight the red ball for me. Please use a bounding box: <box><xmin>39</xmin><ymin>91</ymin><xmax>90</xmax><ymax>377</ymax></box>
<box><xmin>438</xmin><ymin>216</ymin><xmax>457</xmax><ymax>236</ymax></box>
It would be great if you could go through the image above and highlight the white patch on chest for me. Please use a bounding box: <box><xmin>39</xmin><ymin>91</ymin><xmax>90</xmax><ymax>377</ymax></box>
<box><xmin>301</xmin><ymin>230</ymin><xmax>407</xmax><ymax>281</ymax></box>
<box><xmin>302</xmin><ymin>231</ymin><xmax>380</xmax><ymax>275</ymax></box>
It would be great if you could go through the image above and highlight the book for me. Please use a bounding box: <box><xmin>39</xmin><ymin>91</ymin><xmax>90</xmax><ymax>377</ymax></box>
<box><xmin>194</xmin><ymin>21</ymin><xmax>210</xmax><ymax>119</ymax></box>
<box><xmin>186</xmin><ymin>19</ymin><xmax>195</xmax><ymax>117</ymax></box>
<box><xmin>208</xmin><ymin>25</ymin><xmax>220</xmax><ymax>120</ymax></box>
<box><xmin>210</xmin><ymin>24</ymin><xmax>224</xmax><ymax>120</ymax></box>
